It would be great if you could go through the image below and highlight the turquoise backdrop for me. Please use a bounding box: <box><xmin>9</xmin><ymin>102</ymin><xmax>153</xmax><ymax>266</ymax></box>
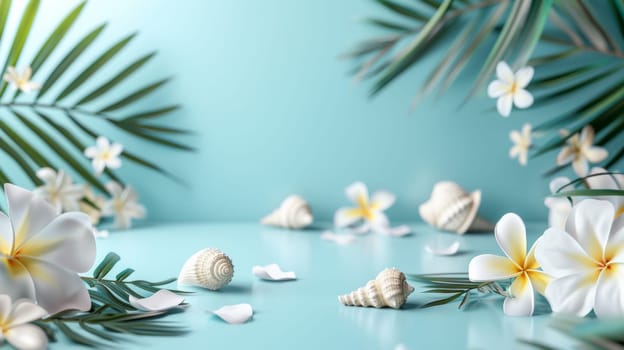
<box><xmin>3</xmin><ymin>0</ymin><xmax>588</xmax><ymax>223</ymax></box>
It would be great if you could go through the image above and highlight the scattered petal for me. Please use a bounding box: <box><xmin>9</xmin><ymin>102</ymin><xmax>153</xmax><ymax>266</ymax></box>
<box><xmin>425</xmin><ymin>241</ymin><xmax>460</xmax><ymax>256</ymax></box>
<box><xmin>93</xmin><ymin>229</ymin><xmax>109</xmax><ymax>239</ymax></box>
<box><xmin>129</xmin><ymin>290</ymin><xmax>185</xmax><ymax>312</ymax></box>
<box><xmin>321</xmin><ymin>231</ymin><xmax>355</xmax><ymax>245</ymax></box>
<box><xmin>252</xmin><ymin>264</ymin><xmax>296</xmax><ymax>281</ymax></box>
<box><xmin>211</xmin><ymin>304</ymin><xmax>253</xmax><ymax>324</ymax></box>
<box><xmin>374</xmin><ymin>224</ymin><xmax>411</xmax><ymax>237</ymax></box>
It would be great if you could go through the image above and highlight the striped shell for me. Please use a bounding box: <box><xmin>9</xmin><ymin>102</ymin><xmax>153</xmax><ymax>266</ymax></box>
<box><xmin>261</xmin><ymin>195</ymin><xmax>313</xmax><ymax>229</ymax></box>
<box><xmin>178</xmin><ymin>248</ymin><xmax>234</xmax><ymax>290</ymax></box>
<box><xmin>338</xmin><ymin>268</ymin><xmax>414</xmax><ymax>309</ymax></box>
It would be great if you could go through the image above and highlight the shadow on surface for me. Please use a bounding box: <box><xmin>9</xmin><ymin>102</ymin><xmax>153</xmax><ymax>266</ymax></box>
<box><xmin>219</xmin><ymin>283</ymin><xmax>252</xmax><ymax>294</ymax></box>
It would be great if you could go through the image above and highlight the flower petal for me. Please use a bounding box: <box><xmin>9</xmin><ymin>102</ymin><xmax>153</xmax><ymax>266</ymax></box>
<box><xmin>572</xmin><ymin>158</ymin><xmax>589</xmax><ymax>177</ymax></box>
<box><xmin>583</xmin><ymin>146</ymin><xmax>608</xmax><ymax>163</ymax></box>
<box><xmin>527</xmin><ymin>270</ymin><xmax>551</xmax><ymax>296</ymax></box>
<box><xmin>494</xmin><ymin>213</ymin><xmax>527</xmax><ymax>266</ymax></box>
<box><xmin>549</xmin><ymin>177</ymin><xmax>571</xmax><ymax>194</ymax></box>
<box><xmin>34</xmin><ymin>168</ymin><xmax>56</xmax><ymax>184</ymax></box>
<box><xmin>95</xmin><ymin>136</ymin><xmax>109</xmax><ymax>150</ymax></box>
<box><xmin>503</xmin><ymin>273</ymin><xmax>534</xmax><ymax>316</ymax></box>
<box><xmin>515</xmin><ymin>66</ymin><xmax>534</xmax><ymax>88</ymax></box>
<box><xmin>4</xmin><ymin>323</ymin><xmax>48</xmax><ymax>350</ymax></box>
<box><xmin>106</xmin><ymin>157</ymin><xmax>121</xmax><ymax>169</ymax></box>
<box><xmin>487</xmin><ymin>80</ymin><xmax>509</xmax><ymax>98</ymax></box>
<box><xmin>212</xmin><ymin>303</ymin><xmax>253</xmax><ymax>324</ymax></box>
<box><xmin>369</xmin><ymin>211</ymin><xmax>389</xmax><ymax>228</ymax></box>
<box><xmin>0</xmin><ymin>211</ymin><xmax>14</xmax><ymax>255</ymax></box>
<box><xmin>334</xmin><ymin>208</ymin><xmax>361</xmax><ymax>228</ymax></box>
<box><xmin>569</xmin><ymin>199</ymin><xmax>614</xmax><ymax>260</ymax></box>
<box><xmin>374</xmin><ymin>224</ymin><xmax>411</xmax><ymax>237</ymax></box>
<box><xmin>345</xmin><ymin>182</ymin><xmax>369</xmax><ymax>206</ymax></box>
<box><xmin>425</xmin><ymin>241</ymin><xmax>460</xmax><ymax>256</ymax></box>
<box><xmin>545</xmin><ymin>272</ymin><xmax>599</xmax><ymax>317</ymax></box>
<box><xmin>0</xmin><ymin>258</ymin><xmax>36</xmax><ymax>303</ymax></box>
<box><xmin>497</xmin><ymin>94</ymin><xmax>513</xmax><ymax>117</ymax></box>
<box><xmin>5</xmin><ymin>184</ymin><xmax>56</xmax><ymax>251</ymax></box>
<box><xmin>556</xmin><ymin>146</ymin><xmax>574</xmax><ymax>166</ymax></box>
<box><xmin>0</xmin><ymin>294</ymin><xmax>11</xmax><ymax>323</ymax></box>
<box><xmin>513</xmin><ymin>89</ymin><xmax>533</xmax><ymax>109</ymax></box>
<box><xmin>496</xmin><ymin>61</ymin><xmax>515</xmax><ymax>83</ymax></box>
<box><xmin>469</xmin><ymin>254</ymin><xmax>519</xmax><ymax>281</ymax></box>
<box><xmin>8</xmin><ymin>300</ymin><xmax>47</xmax><ymax>326</ymax></box>
<box><xmin>594</xmin><ymin>263</ymin><xmax>624</xmax><ymax>318</ymax></box>
<box><xmin>129</xmin><ymin>289</ymin><xmax>185</xmax><ymax>312</ymax></box>
<box><xmin>370</xmin><ymin>190</ymin><xmax>395</xmax><ymax>211</ymax></box>
<box><xmin>252</xmin><ymin>263</ymin><xmax>296</xmax><ymax>281</ymax></box>
<box><xmin>535</xmin><ymin>227</ymin><xmax>596</xmax><ymax>278</ymax></box>
<box><xmin>109</xmin><ymin>143</ymin><xmax>123</xmax><ymax>156</ymax></box>
<box><xmin>320</xmin><ymin>231</ymin><xmax>355</xmax><ymax>245</ymax></box>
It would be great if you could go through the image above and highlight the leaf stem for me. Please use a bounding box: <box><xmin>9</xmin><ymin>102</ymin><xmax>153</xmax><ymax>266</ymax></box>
<box><xmin>0</xmin><ymin>101</ymin><xmax>115</xmax><ymax>120</ymax></box>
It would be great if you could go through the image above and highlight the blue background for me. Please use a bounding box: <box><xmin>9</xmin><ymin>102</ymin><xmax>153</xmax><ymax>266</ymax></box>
<box><xmin>2</xmin><ymin>0</ymin><xmax>583</xmax><ymax>223</ymax></box>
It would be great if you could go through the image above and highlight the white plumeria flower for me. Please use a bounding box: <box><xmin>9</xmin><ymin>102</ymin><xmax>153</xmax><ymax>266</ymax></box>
<box><xmin>535</xmin><ymin>199</ymin><xmax>624</xmax><ymax>318</ymax></box>
<box><xmin>556</xmin><ymin>126</ymin><xmax>608</xmax><ymax>177</ymax></box>
<box><xmin>334</xmin><ymin>182</ymin><xmax>405</xmax><ymax>234</ymax></box>
<box><xmin>33</xmin><ymin>167</ymin><xmax>84</xmax><ymax>214</ymax></box>
<box><xmin>509</xmin><ymin>123</ymin><xmax>532</xmax><ymax>166</ymax></box>
<box><xmin>3</xmin><ymin>66</ymin><xmax>40</xmax><ymax>93</ymax></box>
<box><xmin>0</xmin><ymin>295</ymin><xmax>48</xmax><ymax>350</ymax></box>
<box><xmin>0</xmin><ymin>184</ymin><xmax>96</xmax><ymax>315</ymax></box>
<box><xmin>102</xmin><ymin>182</ymin><xmax>146</xmax><ymax>229</ymax></box>
<box><xmin>487</xmin><ymin>61</ymin><xmax>534</xmax><ymax>117</ymax></box>
<box><xmin>469</xmin><ymin>213</ymin><xmax>550</xmax><ymax>316</ymax></box>
<box><xmin>544</xmin><ymin>176</ymin><xmax>572</xmax><ymax>230</ymax></box>
<box><xmin>84</xmin><ymin>136</ymin><xmax>123</xmax><ymax>175</ymax></box>
<box><xmin>586</xmin><ymin>167</ymin><xmax>624</xmax><ymax>220</ymax></box>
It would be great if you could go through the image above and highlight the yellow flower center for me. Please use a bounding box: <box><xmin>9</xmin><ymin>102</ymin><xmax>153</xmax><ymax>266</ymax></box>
<box><xmin>356</xmin><ymin>196</ymin><xmax>375</xmax><ymax>220</ymax></box>
<box><xmin>616</xmin><ymin>205</ymin><xmax>624</xmax><ymax>219</ymax></box>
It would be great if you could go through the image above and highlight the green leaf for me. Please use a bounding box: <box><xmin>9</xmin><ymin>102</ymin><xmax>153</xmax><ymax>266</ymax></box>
<box><xmin>364</xmin><ymin>18</ymin><xmax>412</xmax><ymax>32</ymax></box>
<box><xmin>55</xmin><ymin>33</ymin><xmax>137</xmax><ymax>102</ymax></box>
<box><xmin>0</xmin><ymin>1</ymin><xmax>12</xmax><ymax>47</ymax></box>
<box><xmin>551</xmin><ymin>189</ymin><xmax>624</xmax><ymax>197</ymax></box>
<box><xmin>121</xmin><ymin>105</ymin><xmax>180</xmax><ymax>122</ymax></box>
<box><xmin>93</xmin><ymin>252</ymin><xmax>121</xmax><ymax>279</ymax></box>
<box><xmin>421</xmin><ymin>292</ymin><xmax>464</xmax><ymax>308</ymax></box>
<box><xmin>37</xmin><ymin>23</ymin><xmax>107</xmax><ymax>100</ymax></box>
<box><xmin>0</xmin><ymin>119</ymin><xmax>52</xmax><ymax>167</ymax></box>
<box><xmin>0</xmin><ymin>0</ymin><xmax>40</xmax><ymax>98</ymax></box>
<box><xmin>115</xmin><ymin>268</ymin><xmax>134</xmax><ymax>281</ymax></box>
<box><xmin>510</xmin><ymin>0</ymin><xmax>553</xmax><ymax>68</ymax></box>
<box><xmin>0</xmin><ymin>137</ymin><xmax>40</xmax><ymax>185</ymax></box>
<box><xmin>375</xmin><ymin>0</ymin><xmax>428</xmax><ymax>21</ymax></box>
<box><xmin>98</xmin><ymin>78</ymin><xmax>170</xmax><ymax>113</ymax></box>
<box><xmin>112</xmin><ymin>121</ymin><xmax>195</xmax><ymax>151</ymax></box>
<box><xmin>75</xmin><ymin>52</ymin><xmax>156</xmax><ymax>106</ymax></box>
<box><xmin>53</xmin><ymin>320</ymin><xmax>104</xmax><ymax>347</ymax></box>
<box><xmin>117</xmin><ymin>122</ymin><xmax>192</xmax><ymax>135</ymax></box>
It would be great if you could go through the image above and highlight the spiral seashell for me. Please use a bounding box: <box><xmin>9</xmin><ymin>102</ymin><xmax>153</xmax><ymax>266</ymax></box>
<box><xmin>338</xmin><ymin>268</ymin><xmax>414</xmax><ymax>309</ymax></box>
<box><xmin>178</xmin><ymin>248</ymin><xmax>234</xmax><ymax>290</ymax></box>
<box><xmin>419</xmin><ymin>181</ymin><xmax>494</xmax><ymax>234</ymax></box>
<box><xmin>261</xmin><ymin>195</ymin><xmax>313</xmax><ymax>229</ymax></box>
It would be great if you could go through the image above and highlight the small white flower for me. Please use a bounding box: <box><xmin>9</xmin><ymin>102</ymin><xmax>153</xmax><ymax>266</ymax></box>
<box><xmin>3</xmin><ymin>66</ymin><xmax>40</xmax><ymax>93</ymax></box>
<box><xmin>0</xmin><ymin>184</ymin><xmax>95</xmax><ymax>315</ymax></box>
<box><xmin>509</xmin><ymin>123</ymin><xmax>532</xmax><ymax>166</ymax></box>
<box><xmin>556</xmin><ymin>126</ymin><xmax>608</xmax><ymax>177</ymax></box>
<box><xmin>33</xmin><ymin>167</ymin><xmax>84</xmax><ymax>214</ymax></box>
<box><xmin>84</xmin><ymin>136</ymin><xmax>123</xmax><ymax>175</ymax></box>
<box><xmin>469</xmin><ymin>213</ymin><xmax>550</xmax><ymax>316</ymax></box>
<box><xmin>102</xmin><ymin>182</ymin><xmax>146</xmax><ymax>229</ymax></box>
<box><xmin>0</xmin><ymin>295</ymin><xmax>48</xmax><ymax>350</ymax></box>
<box><xmin>487</xmin><ymin>61</ymin><xmax>534</xmax><ymax>117</ymax></box>
<box><xmin>535</xmin><ymin>199</ymin><xmax>624</xmax><ymax>318</ymax></box>
<box><xmin>544</xmin><ymin>176</ymin><xmax>572</xmax><ymax>230</ymax></box>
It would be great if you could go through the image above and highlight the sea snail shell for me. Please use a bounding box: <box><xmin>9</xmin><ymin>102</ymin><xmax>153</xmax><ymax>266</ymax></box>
<box><xmin>177</xmin><ymin>248</ymin><xmax>234</xmax><ymax>290</ymax></box>
<box><xmin>338</xmin><ymin>268</ymin><xmax>414</xmax><ymax>309</ymax></box>
<box><xmin>261</xmin><ymin>195</ymin><xmax>313</xmax><ymax>229</ymax></box>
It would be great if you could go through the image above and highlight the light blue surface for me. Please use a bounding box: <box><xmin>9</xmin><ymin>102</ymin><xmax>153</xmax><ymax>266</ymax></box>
<box><xmin>52</xmin><ymin>222</ymin><xmax>577</xmax><ymax>350</ymax></box>
<box><xmin>1</xmin><ymin>0</ymin><xmax>592</xmax><ymax>223</ymax></box>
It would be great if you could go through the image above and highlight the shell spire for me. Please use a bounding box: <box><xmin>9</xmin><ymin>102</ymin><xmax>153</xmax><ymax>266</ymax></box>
<box><xmin>419</xmin><ymin>181</ymin><xmax>494</xmax><ymax>234</ymax></box>
<box><xmin>338</xmin><ymin>268</ymin><xmax>414</xmax><ymax>309</ymax></box>
<box><xmin>178</xmin><ymin>248</ymin><xmax>234</xmax><ymax>290</ymax></box>
<box><xmin>261</xmin><ymin>195</ymin><xmax>313</xmax><ymax>229</ymax></box>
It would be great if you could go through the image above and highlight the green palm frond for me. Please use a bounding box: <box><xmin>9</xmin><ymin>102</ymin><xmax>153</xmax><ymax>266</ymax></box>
<box><xmin>0</xmin><ymin>0</ymin><xmax>192</xmax><ymax>194</ymax></box>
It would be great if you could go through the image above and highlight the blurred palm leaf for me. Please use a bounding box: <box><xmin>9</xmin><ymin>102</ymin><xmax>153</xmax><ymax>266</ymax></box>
<box><xmin>346</xmin><ymin>0</ymin><xmax>624</xmax><ymax>174</ymax></box>
<box><xmin>0</xmin><ymin>0</ymin><xmax>191</xmax><ymax>194</ymax></box>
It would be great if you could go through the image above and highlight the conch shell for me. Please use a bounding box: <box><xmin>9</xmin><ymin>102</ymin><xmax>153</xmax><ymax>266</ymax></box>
<box><xmin>261</xmin><ymin>195</ymin><xmax>313</xmax><ymax>229</ymax></box>
<box><xmin>419</xmin><ymin>181</ymin><xmax>494</xmax><ymax>234</ymax></box>
<box><xmin>178</xmin><ymin>248</ymin><xmax>234</xmax><ymax>290</ymax></box>
<box><xmin>338</xmin><ymin>268</ymin><xmax>414</xmax><ymax>309</ymax></box>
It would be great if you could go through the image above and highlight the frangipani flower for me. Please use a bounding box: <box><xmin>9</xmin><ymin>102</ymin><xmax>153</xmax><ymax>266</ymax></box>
<box><xmin>586</xmin><ymin>167</ymin><xmax>624</xmax><ymax>219</ymax></box>
<box><xmin>544</xmin><ymin>176</ymin><xmax>572</xmax><ymax>230</ymax></box>
<box><xmin>487</xmin><ymin>61</ymin><xmax>534</xmax><ymax>117</ymax></box>
<box><xmin>469</xmin><ymin>213</ymin><xmax>550</xmax><ymax>316</ymax></box>
<box><xmin>3</xmin><ymin>66</ymin><xmax>40</xmax><ymax>93</ymax></box>
<box><xmin>102</xmin><ymin>182</ymin><xmax>146</xmax><ymax>229</ymax></box>
<box><xmin>535</xmin><ymin>199</ymin><xmax>624</xmax><ymax>318</ymax></box>
<box><xmin>556</xmin><ymin>126</ymin><xmax>608</xmax><ymax>177</ymax></box>
<box><xmin>0</xmin><ymin>184</ymin><xmax>96</xmax><ymax>315</ymax></box>
<box><xmin>84</xmin><ymin>136</ymin><xmax>123</xmax><ymax>175</ymax></box>
<box><xmin>509</xmin><ymin>123</ymin><xmax>532</xmax><ymax>166</ymax></box>
<box><xmin>0</xmin><ymin>295</ymin><xmax>48</xmax><ymax>350</ymax></box>
<box><xmin>334</xmin><ymin>182</ymin><xmax>409</xmax><ymax>235</ymax></box>
<box><xmin>33</xmin><ymin>167</ymin><xmax>84</xmax><ymax>214</ymax></box>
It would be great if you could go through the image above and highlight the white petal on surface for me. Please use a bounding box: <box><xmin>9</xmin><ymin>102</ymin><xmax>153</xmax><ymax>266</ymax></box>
<box><xmin>369</xmin><ymin>211</ymin><xmax>389</xmax><ymax>229</ymax></box>
<box><xmin>513</xmin><ymin>89</ymin><xmax>533</xmax><ymax>109</ymax></box>
<box><xmin>494</xmin><ymin>213</ymin><xmax>527</xmax><ymax>266</ymax></box>
<box><xmin>425</xmin><ymin>241</ymin><xmax>460</xmax><ymax>256</ymax></box>
<box><xmin>487</xmin><ymin>80</ymin><xmax>509</xmax><ymax>98</ymax></box>
<box><xmin>212</xmin><ymin>303</ymin><xmax>253</xmax><ymax>324</ymax></box>
<box><xmin>370</xmin><ymin>190</ymin><xmax>395</xmax><ymax>211</ymax></box>
<box><xmin>5</xmin><ymin>184</ymin><xmax>57</xmax><ymax>251</ymax></box>
<box><xmin>594</xmin><ymin>264</ymin><xmax>624</xmax><ymax>318</ymax></box>
<box><xmin>334</xmin><ymin>208</ymin><xmax>361</xmax><ymax>228</ymax></box>
<box><xmin>515</xmin><ymin>66</ymin><xmax>534</xmax><ymax>88</ymax></box>
<box><xmin>4</xmin><ymin>323</ymin><xmax>48</xmax><ymax>350</ymax></box>
<box><xmin>252</xmin><ymin>264</ymin><xmax>296</xmax><ymax>281</ymax></box>
<box><xmin>320</xmin><ymin>231</ymin><xmax>355</xmax><ymax>245</ymax></box>
<box><xmin>496</xmin><ymin>61</ymin><xmax>515</xmax><ymax>83</ymax></box>
<box><xmin>469</xmin><ymin>254</ymin><xmax>519</xmax><ymax>281</ymax></box>
<box><xmin>8</xmin><ymin>300</ymin><xmax>47</xmax><ymax>326</ymax></box>
<box><xmin>18</xmin><ymin>257</ymin><xmax>91</xmax><ymax>315</ymax></box>
<box><xmin>497</xmin><ymin>94</ymin><xmax>513</xmax><ymax>117</ymax></box>
<box><xmin>545</xmin><ymin>272</ymin><xmax>598</xmax><ymax>317</ymax></box>
<box><xmin>503</xmin><ymin>273</ymin><xmax>535</xmax><ymax>316</ymax></box>
<box><xmin>571</xmin><ymin>199</ymin><xmax>614</xmax><ymax>259</ymax></box>
<box><xmin>535</xmin><ymin>227</ymin><xmax>595</xmax><ymax>278</ymax></box>
<box><xmin>22</xmin><ymin>212</ymin><xmax>96</xmax><ymax>273</ymax></box>
<box><xmin>129</xmin><ymin>290</ymin><xmax>185</xmax><ymax>312</ymax></box>
<box><xmin>345</xmin><ymin>182</ymin><xmax>369</xmax><ymax>205</ymax></box>
<box><xmin>374</xmin><ymin>224</ymin><xmax>411</xmax><ymax>237</ymax></box>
